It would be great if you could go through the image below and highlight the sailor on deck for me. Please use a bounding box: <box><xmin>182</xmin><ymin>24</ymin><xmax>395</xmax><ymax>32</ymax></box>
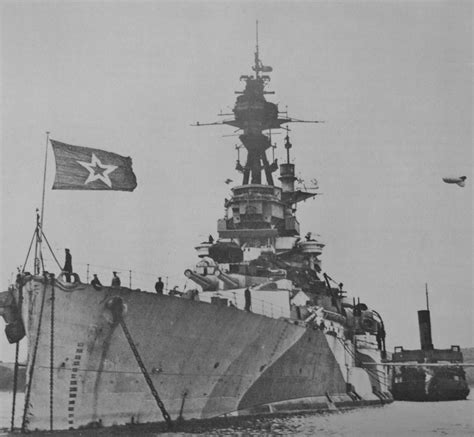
<box><xmin>63</xmin><ymin>248</ymin><xmax>73</xmax><ymax>282</ymax></box>
<box><xmin>111</xmin><ymin>271</ymin><xmax>121</xmax><ymax>287</ymax></box>
<box><xmin>91</xmin><ymin>274</ymin><xmax>102</xmax><ymax>290</ymax></box>
<box><xmin>155</xmin><ymin>277</ymin><xmax>164</xmax><ymax>294</ymax></box>
<box><xmin>244</xmin><ymin>288</ymin><xmax>252</xmax><ymax>312</ymax></box>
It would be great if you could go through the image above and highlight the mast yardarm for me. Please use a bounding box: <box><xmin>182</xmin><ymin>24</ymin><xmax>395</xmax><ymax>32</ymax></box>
<box><xmin>192</xmin><ymin>22</ymin><xmax>323</xmax><ymax>188</ymax></box>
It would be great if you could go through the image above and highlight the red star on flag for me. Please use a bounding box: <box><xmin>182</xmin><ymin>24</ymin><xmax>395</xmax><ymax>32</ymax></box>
<box><xmin>77</xmin><ymin>154</ymin><xmax>118</xmax><ymax>188</ymax></box>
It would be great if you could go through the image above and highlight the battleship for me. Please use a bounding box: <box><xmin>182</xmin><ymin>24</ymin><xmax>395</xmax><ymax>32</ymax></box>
<box><xmin>0</xmin><ymin>30</ymin><xmax>392</xmax><ymax>432</ymax></box>
<box><xmin>389</xmin><ymin>286</ymin><xmax>470</xmax><ymax>401</ymax></box>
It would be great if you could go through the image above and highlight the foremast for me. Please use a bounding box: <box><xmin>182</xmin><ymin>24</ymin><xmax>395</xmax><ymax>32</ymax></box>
<box><xmin>216</xmin><ymin>25</ymin><xmax>319</xmax><ymax>243</ymax></box>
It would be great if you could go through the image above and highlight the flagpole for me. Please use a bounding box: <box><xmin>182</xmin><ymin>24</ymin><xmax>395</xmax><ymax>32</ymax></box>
<box><xmin>36</xmin><ymin>131</ymin><xmax>50</xmax><ymax>274</ymax></box>
<box><xmin>40</xmin><ymin>131</ymin><xmax>50</xmax><ymax>231</ymax></box>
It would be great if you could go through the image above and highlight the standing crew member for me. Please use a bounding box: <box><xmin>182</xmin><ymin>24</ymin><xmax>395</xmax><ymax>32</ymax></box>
<box><xmin>111</xmin><ymin>271</ymin><xmax>121</xmax><ymax>287</ymax></box>
<box><xmin>244</xmin><ymin>287</ymin><xmax>252</xmax><ymax>312</ymax></box>
<box><xmin>63</xmin><ymin>248</ymin><xmax>73</xmax><ymax>282</ymax></box>
<box><xmin>377</xmin><ymin>324</ymin><xmax>386</xmax><ymax>355</ymax></box>
<box><xmin>155</xmin><ymin>277</ymin><xmax>164</xmax><ymax>294</ymax></box>
<box><xmin>91</xmin><ymin>274</ymin><xmax>102</xmax><ymax>290</ymax></box>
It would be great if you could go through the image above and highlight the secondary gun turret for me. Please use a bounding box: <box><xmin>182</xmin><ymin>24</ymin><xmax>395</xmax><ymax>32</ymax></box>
<box><xmin>215</xmin><ymin>270</ymin><xmax>240</xmax><ymax>289</ymax></box>
<box><xmin>184</xmin><ymin>270</ymin><xmax>219</xmax><ymax>291</ymax></box>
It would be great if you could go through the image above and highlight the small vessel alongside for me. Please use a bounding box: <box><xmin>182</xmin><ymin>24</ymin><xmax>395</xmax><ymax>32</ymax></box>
<box><xmin>390</xmin><ymin>285</ymin><xmax>470</xmax><ymax>401</ymax></box>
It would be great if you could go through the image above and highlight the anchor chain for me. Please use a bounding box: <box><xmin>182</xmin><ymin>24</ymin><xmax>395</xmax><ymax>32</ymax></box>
<box><xmin>108</xmin><ymin>297</ymin><xmax>172</xmax><ymax>428</ymax></box>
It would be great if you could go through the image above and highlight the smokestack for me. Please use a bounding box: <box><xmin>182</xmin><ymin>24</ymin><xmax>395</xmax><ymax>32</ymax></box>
<box><xmin>418</xmin><ymin>310</ymin><xmax>433</xmax><ymax>351</ymax></box>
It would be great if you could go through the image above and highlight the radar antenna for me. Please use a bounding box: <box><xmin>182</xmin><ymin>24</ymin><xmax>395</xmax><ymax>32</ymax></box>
<box><xmin>284</xmin><ymin>126</ymin><xmax>292</xmax><ymax>164</ymax></box>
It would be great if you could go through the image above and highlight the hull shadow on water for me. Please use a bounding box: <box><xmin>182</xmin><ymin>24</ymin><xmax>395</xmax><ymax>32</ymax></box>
<box><xmin>2</xmin><ymin>392</ymin><xmax>473</xmax><ymax>437</ymax></box>
<box><xmin>3</xmin><ymin>406</ymin><xmax>383</xmax><ymax>436</ymax></box>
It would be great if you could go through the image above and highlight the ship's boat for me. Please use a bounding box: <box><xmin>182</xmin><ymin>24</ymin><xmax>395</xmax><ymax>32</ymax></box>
<box><xmin>390</xmin><ymin>302</ymin><xmax>470</xmax><ymax>401</ymax></box>
<box><xmin>1</xmin><ymin>29</ymin><xmax>392</xmax><ymax>432</ymax></box>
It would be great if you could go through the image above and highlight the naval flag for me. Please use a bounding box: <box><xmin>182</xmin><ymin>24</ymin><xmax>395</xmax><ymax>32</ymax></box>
<box><xmin>50</xmin><ymin>140</ymin><xmax>137</xmax><ymax>191</ymax></box>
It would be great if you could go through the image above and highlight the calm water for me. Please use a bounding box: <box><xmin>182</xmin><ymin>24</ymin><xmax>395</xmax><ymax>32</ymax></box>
<box><xmin>1</xmin><ymin>390</ymin><xmax>473</xmax><ymax>436</ymax></box>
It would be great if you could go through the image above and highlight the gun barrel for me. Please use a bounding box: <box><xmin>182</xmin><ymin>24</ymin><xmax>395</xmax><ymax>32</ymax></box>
<box><xmin>184</xmin><ymin>270</ymin><xmax>218</xmax><ymax>291</ymax></box>
<box><xmin>216</xmin><ymin>270</ymin><xmax>240</xmax><ymax>289</ymax></box>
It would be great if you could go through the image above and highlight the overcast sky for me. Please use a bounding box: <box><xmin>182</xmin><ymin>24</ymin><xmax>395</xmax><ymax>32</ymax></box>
<box><xmin>1</xmin><ymin>1</ymin><xmax>472</xmax><ymax>362</ymax></box>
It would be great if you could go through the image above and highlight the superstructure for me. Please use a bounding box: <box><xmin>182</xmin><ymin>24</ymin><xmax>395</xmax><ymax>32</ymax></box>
<box><xmin>1</xmin><ymin>27</ymin><xmax>392</xmax><ymax>432</ymax></box>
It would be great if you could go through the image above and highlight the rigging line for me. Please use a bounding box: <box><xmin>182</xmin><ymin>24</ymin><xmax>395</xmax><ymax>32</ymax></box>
<box><xmin>33</xmin><ymin>214</ymin><xmax>40</xmax><ymax>275</ymax></box>
<box><xmin>353</xmin><ymin>362</ymin><xmax>388</xmax><ymax>389</ymax></box>
<box><xmin>338</xmin><ymin>337</ymin><xmax>390</xmax><ymax>383</ymax></box>
<box><xmin>324</xmin><ymin>273</ymin><xmax>342</xmax><ymax>287</ymax></box>
<box><xmin>41</xmin><ymin>231</ymin><xmax>62</xmax><ymax>271</ymax></box>
<box><xmin>22</xmin><ymin>273</ymin><xmax>48</xmax><ymax>432</ymax></box>
<box><xmin>356</xmin><ymin>362</ymin><xmax>389</xmax><ymax>388</ymax></box>
<box><xmin>355</xmin><ymin>359</ymin><xmax>387</xmax><ymax>378</ymax></box>
<box><xmin>39</xmin><ymin>247</ymin><xmax>45</xmax><ymax>274</ymax></box>
<box><xmin>21</xmin><ymin>227</ymin><xmax>37</xmax><ymax>273</ymax></box>
<box><xmin>366</xmin><ymin>371</ymin><xmax>390</xmax><ymax>389</ymax></box>
<box><xmin>331</xmin><ymin>336</ymin><xmax>390</xmax><ymax>390</ymax></box>
<box><xmin>353</xmin><ymin>338</ymin><xmax>374</xmax><ymax>345</ymax></box>
<box><xmin>71</xmin><ymin>260</ymin><xmax>166</xmax><ymax>278</ymax></box>
<box><xmin>354</xmin><ymin>354</ymin><xmax>387</xmax><ymax>376</ymax></box>
<box><xmin>71</xmin><ymin>258</ymin><xmax>292</xmax><ymax>277</ymax></box>
<box><xmin>365</xmin><ymin>368</ymin><xmax>388</xmax><ymax>376</ymax></box>
<box><xmin>336</xmin><ymin>337</ymin><xmax>389</xmax><ymax>386</ymax></box>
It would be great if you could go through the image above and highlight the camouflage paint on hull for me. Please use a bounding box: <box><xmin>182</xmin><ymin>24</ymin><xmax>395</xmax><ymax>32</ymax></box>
<box><xmin>18</xmin><ymin>275</ymin><xmax>388</xmax><ymax>431</ymax></box>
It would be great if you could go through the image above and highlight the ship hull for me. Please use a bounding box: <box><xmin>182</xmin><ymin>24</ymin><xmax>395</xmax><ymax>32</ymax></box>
<box><xmin>15</xmin><ymin>275</ymin><xmax>390</xmax><ymax>431</ymax></box>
